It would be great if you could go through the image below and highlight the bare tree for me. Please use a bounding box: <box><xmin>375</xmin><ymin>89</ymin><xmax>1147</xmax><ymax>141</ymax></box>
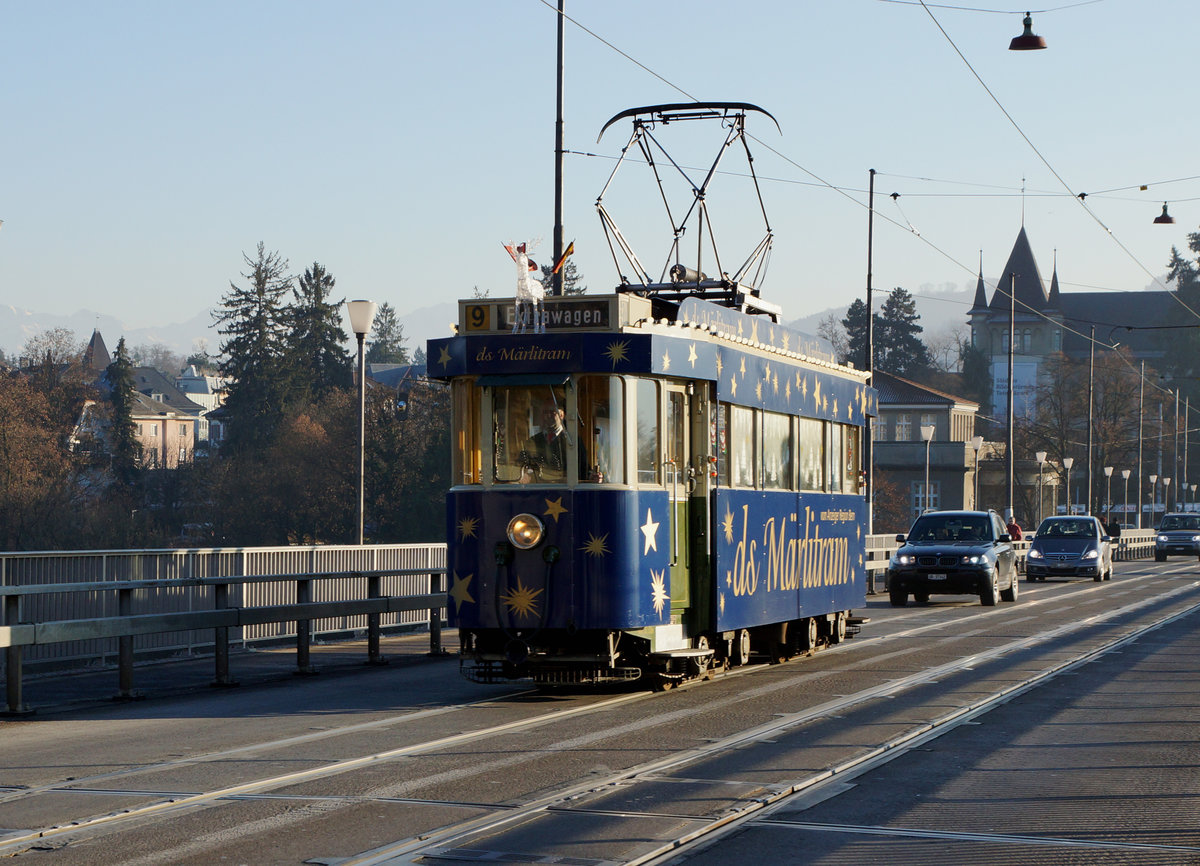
<box><xmin>816</xmin><ymin>312</ymin><xmax>848</xmax><ymax>364</ymax></box>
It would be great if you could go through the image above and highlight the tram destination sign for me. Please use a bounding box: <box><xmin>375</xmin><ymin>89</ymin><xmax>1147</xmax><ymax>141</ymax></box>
<box><xmin>461</xmin><ymin>297</ymin><xmax>615</xmax><ymax>333</ymax></box>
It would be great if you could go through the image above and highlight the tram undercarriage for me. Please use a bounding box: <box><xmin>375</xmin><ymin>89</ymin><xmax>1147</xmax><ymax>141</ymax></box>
<box><xmin>458</xmin><ymin>613</ymin><xmax>864</xmax><ymax>690</ymax></box>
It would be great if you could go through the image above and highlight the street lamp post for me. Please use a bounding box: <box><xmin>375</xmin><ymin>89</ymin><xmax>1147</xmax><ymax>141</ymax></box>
<box><xmin>1036</xmin><ymin>450</ymin><xmax>1047</xmax><ymax>525</ymax></box>
<box><xmin>1104</xmin><ymin>466</ymin><xmax>1113</xmax><ymax>522</ymax></box>
<box><xmin>347</xmin><ymin>299</ymin><xmax>380</xmax><ymax>666</ymax></box>
<box><xmin>971</xmin><ymin>435</ymin><xmax>984</xmax><ymax>510</ymax></box>
<box><xmin>1122</xmin><ymin>469</ymin><xmax>1131</xmax><ymax>527</ymax></box>
<box><xmin>922</xmin><ymin>424</ymin><xmax>936</xmax><ymax>513</ymax></box>
<box><xmin>1164</xmin><ymin>477</ymin><xmax>1172</xmax><ymax>513</ymax></box>
<box><xmin>1063</xmin><ymin>457</ymin><xmax>1074</xmax><ymax>515</ymax></box>
<box><xmin>346</xmin><ymin>300</ymin><xmax>378</xmax><ymax>545</ymax></box>
<box><xmin>1150</xmin><ymin>474</ymin><xmax>1158</xmax><ymax>525</ymax></box>
<box><xmin>1191</xmin><ymin>483</ymin><xmax>1197</xmax><ymax>512</ymax></box>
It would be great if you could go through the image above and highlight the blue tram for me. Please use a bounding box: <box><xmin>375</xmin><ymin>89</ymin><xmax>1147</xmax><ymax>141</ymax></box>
<box><xmin>427</xmin><ymin>290</ymin><xmax>876</xmax><ymax>687</ymax></box>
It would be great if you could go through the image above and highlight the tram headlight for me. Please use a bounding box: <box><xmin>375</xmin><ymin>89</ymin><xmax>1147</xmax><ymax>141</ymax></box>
<box><xmin>507</xmin><ymin>513</ymin><xmax>545</xmax><ymax>550</ymax></box>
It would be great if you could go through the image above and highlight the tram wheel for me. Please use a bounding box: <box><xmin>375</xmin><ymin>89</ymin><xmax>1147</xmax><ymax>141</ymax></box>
<box><xmin>830</xmin><ymin>611</ymin><xmax>847</xmax><ymax>645</ymax></box>
<box><xmin>732</xmin><ymin>628</ymin><xmax>752</xmax><ymax>666</ymax></box>
<box><xmin>801</xmin><ymin>617</ymin><xmax>818</xmax><ymax>652</ymax></box>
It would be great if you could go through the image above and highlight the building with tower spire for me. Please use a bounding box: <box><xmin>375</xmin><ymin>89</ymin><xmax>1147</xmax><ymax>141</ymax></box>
<box><xmin>967</xmin><ymin>226</ymin><xmax>1174</xmax><ymax>418</ymax></box>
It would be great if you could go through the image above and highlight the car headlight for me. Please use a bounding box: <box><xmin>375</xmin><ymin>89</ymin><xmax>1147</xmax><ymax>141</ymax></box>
<box><xmin>893</xmin><ymin>553</ymin><xmax>914</xmax><ymax>566</ymax></box>
<box><xmin>507</xmin><ymin>513</ymin><xmax>545</xmax><ymax>549</ymax></box>
<box><xmin>1192</xmin><ymin>535</ymin><xmax>1200</xmax><ymax>543</ymax></box>
<box><xmin>961</xmin><ymin>554</ymin><xmax>983</xmax><ymax>564</ymax></box>
<box><xmin>1027</xmin><ymin>548</ymin><xmax>1043</xmax><ymax>559</ymax></box>
<box><xmin>1082</xmin><ymin>548</ymin><xmax>1099</xmax><ymax>560</ymax></box>
<box><xmin>1158</xmin><ymin>534</ymin><xmax>1169</xmax><ymax>543</ymax></box>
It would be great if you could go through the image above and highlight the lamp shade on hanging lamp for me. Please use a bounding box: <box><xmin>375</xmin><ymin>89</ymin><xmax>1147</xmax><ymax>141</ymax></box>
<box><xmin>1153</xmin><ymin>202</ymin><xmax>1176</xmax><ymax>225</ymax></box>
<box><xmin>1009</xmin><ymin>12</ymin><xmax>1047</xmax><ymax>50</ymax></box>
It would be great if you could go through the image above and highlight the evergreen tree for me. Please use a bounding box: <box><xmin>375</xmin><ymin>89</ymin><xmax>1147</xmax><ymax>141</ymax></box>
<box><xmin>539</xmin><ymin>259</ymin><xmax>587</xmax><ymax>295</ymax></box>
<box><xmin>213</xmin><ymin>243</ymin><xmax>294</xmax><ymax>453</ymax></box>
<box><xmin>288</xmin><ymin>261</ymin><xmax>353</xmax><ymax>401</ymax></box>
<box><xmin>876</xmin><ymin>287</ymin><xmax>933</xmax><ymax>377</ymax></box>
<box><xmin>365</xmin><ymin>301</ymin><xmax>409</xmax><ymax>364</ymax></box>
<box><xmin>105</xmin><ymin>338</ymin><xmax>142</xmax><ymax>482</ymax></box>
<box><xmin>841</xmin><ymin>298</ymin><xmax>874</xmax><ymax>369</ymax></box>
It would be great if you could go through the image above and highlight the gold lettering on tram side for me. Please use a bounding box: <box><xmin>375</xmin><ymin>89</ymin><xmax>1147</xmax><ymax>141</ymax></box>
<box><xmin>730</xmin><ymin>504</ymin><xmax>758</xmax><ymax>597</ymax></box>
<box><xmin>759</xmin><ymin>505</ymin><xmax>851</xmax><ymax>592</ymax></box>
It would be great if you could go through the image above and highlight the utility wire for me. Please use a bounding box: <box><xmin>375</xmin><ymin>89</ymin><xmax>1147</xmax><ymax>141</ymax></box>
<box><xmin>539</xmin><ymin>0</ymin><xmax>1195</xmax><ymax>409</ymax></box>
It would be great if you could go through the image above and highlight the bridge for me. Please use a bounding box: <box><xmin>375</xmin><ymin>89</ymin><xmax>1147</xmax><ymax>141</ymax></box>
<box><xmin>1</xmin><ymin>536</ymin><xmax>1196</xmax><ymax>864</ymax></box>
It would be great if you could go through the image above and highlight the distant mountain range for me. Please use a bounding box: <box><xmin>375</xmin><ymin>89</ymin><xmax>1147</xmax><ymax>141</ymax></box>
<box><xmin>0</xmin><ymin>301</ymin><xmax>464</xmax><ymax>364</ymax></box>
<box><xmin>1</xmin><ymin>288</ymin><xmax>971</xmax><ymax>365</ymax></box>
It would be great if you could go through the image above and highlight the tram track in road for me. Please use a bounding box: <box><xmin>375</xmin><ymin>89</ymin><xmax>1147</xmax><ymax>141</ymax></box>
<box><xmin>2</xmin><ymin>572</ymin><xmax>1195</xmax><ymax>863</ymax></box>
<box><xmin>330</xmin><ymin>579</ymin><xmax>1200</xmax><ymax>865</ymax></box>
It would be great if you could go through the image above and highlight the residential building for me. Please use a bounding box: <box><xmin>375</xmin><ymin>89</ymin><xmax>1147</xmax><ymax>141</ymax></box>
<box><xmin>872</xmin><ymin>370</ymin><xmax>981</xmax><ymax>525</ymax></box>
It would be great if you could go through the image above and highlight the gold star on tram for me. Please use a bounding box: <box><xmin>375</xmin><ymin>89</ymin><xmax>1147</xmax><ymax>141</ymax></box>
<box><xmin>449</xmin><ymin>571</ymin><xmax>475</xmax><ymax>615</ymax></box>
<box><xmin>437</xmin><ymin>345</ymin><xmax>453</xmax><ymax>368</ymax></box>
<box><xmin>661</xmin><ymin>348</ymin><xmax>671</xmax><ymax>371</ymax></box>
<box><xmin>543</xmin><ymin>497</ymin><xmax>567</xmax><ymax>522</ymax></box>
<box><xmin>716</xmin><ymin>352</ymin><xmax>724</xmax><ymax>376</ymax></box>
<box><xmin>813</xmin><ymin>377</ymin><xmax>821</xmax><ymax>409</ymax></box>
<box><xmin>730</xmin><ymin>376</ymin><xmax>737</xmax><ymax>397</ymax></box>
<box><xmin>650</xmin><ymin>569</ymin><xmax>670</xmax><ymax>618</ymax></box>
<box><xmin>457</xmin><ymin>516</ymin><xmax>478</xmax><ymax>540</ymax></box>
<box><xmin>722</xmin><ymin>508</ymin><xmax>736</xmax><ymax>543</ymax></box>
<box><xmin>688</xmin><ymin>343</ymin><xmax>698</xmax><ymax>367</ymax></box>
<box><xmin>581</xmin><ymin>532</ymin><xmax>610</xmax><ymax>557</ymax></box>
<box><xmin>500</xmin><ymin>577</ymin><xmax>543</xmax><ymax>621</ymax></box>
<box><xmin>604</xmin><ymin>340</ymin><xmax>630</xmax><ymax>369</ymax></box>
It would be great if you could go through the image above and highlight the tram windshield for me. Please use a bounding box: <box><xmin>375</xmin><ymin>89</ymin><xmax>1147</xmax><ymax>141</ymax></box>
<box><xmin>490</xmin><ymin>377</ymin><xmax>623</xmax><ymax>484</ymax></box>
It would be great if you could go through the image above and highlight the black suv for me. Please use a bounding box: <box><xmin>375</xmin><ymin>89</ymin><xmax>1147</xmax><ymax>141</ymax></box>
<box><xmin>887</xmin><ymin>510</ymin><xmax>1019</xmax><ymax>607</ymax></box>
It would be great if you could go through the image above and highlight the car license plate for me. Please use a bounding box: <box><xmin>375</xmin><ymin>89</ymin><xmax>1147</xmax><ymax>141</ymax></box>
<box><xmin>927</xmin><ymin>573</ymin><xmax>947</xmax><ymax>581</ymax></box>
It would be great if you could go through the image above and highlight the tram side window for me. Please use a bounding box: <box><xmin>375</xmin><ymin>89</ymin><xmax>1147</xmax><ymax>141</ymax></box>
<box><xmin>730</xmin><ymin>405</ymin><xmax>755</xmax><ymax>488</ymax></box>
<box><xmin>492</xmin><ymin>384</ymin><xmax>570</xmax><ymax>484</ymax></box>
<box><xmin>761</xmin><ymin>411</ymin><xmax>793</xmax><ymax>490</ymax></box>
<box><xmin>636</xmin><ymin>379</ymin><xmax>659</xmax><ymax>484</ymax></box>
<box><xmin>578</xmin><ymin>375</ymin><xmax>623</xmax><ymax>483</ymax></box>
<box><xmin>452</xmin><ymin>379</ymin><xmax>482</xmax><ymax>484</ymax></box>
<box><xmin>799</xmin><ymin>417</ymin><xmax>825</xmax><ymax>491</ymax></box>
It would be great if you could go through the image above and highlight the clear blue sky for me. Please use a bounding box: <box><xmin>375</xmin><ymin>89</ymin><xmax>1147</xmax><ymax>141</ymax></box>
<box><xmin>1</xmin><ymin>1</ymin><xmax>1196</xmax><ymax>344</ymax></box>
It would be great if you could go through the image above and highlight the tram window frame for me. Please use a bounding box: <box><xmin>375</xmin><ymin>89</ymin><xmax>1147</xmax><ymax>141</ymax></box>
<box><xmin>842</xmin><ymin>423</ymin><xmax>861</xmax><ymax>494</ymax></box>
<box><xmin>761</xmin><ymin>410</ymin><xmax>794</xmax><ymax>490</ymax></box>
<box><xmin>451</xmin><ymin>378</ymin><xmax>482</xmax><ymax>485</ymax></box>
<box><xmin>636</xmin><ymin>378</ymin><xmax>660</xmax><ymax>485</ymax></box>
<box><xmin>490</xmin><ymin>383</ymin><xmax>572</xmax><ymax>485</ymax></box>
<box><xmin>829</xmin><ymin>423</ymin><xmax>844</xmax><ymax>493</ymax></box>
<box><xmin>729</xmin><ymin>404</ymin><xmax>756</xmax><ymax>488</ymax></box>
<box><xmin>577</xmin><ymin>375</ymin><xmax>624</xmax><ymax>484</ymax></box>
<box><xmin>716</xmin><ymin>403</ymin><xmax>731</xmax><ymax>488</ymax></box>
<box><xmin>799</xmin><ymin>417</ymin><xmax>825</xmax><ymax>492</ymax></box>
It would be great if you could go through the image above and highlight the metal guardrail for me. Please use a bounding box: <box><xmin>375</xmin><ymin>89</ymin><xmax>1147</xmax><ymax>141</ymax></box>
<box><xmin>1</xmin><ymin>566</ymin><xmax>447</xmax><ymax>715</ymax></box>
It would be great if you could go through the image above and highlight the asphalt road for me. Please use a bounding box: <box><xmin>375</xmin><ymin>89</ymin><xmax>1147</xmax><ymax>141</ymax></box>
<box><xmin>1</xmin><ymin>558</ymin><xmax>1198</xmax><ymax>865</ymax></box>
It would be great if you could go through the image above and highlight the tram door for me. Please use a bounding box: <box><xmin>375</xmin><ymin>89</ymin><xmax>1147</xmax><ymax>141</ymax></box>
<box><xmin>664</xmin><ymin>384</ymin><xmax>690</xmax><ymax>615</ymax></box>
